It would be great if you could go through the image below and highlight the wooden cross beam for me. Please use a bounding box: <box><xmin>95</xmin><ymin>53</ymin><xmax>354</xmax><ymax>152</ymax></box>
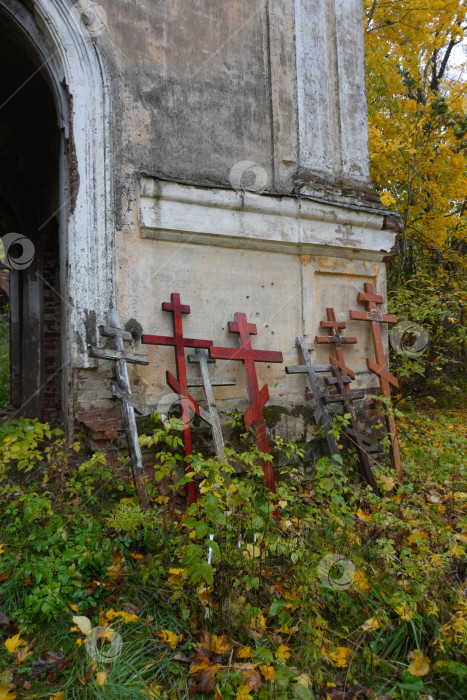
<box><xmin>88</xmin><ymin>310</ymin><xmax>150</xmax><ymax>509</ymax></box>
<box><xmin>315</xmin><ymin>307</ymin><xmax>357</xmax><ymax>379</ymax></box>
<box><xmin>142</xmin><ymin>293</ymin><xmax>213</xmax><ymax>505</ymax></box>
<box><xmin>210</xmin><ymin>313</ymin><xmax>283</xmax><ymax>497</ymax></box>
<box><xmin>188</xmin><ymin>348</ymin><xmax>236</xmax><ymax>463</ymax></box>
<box><xmin>349</xmin><ymin>282</ymin><xmax>403</xmax><ymax>482</ymax></box>
<box><xmin>286</xmin><ymin>336</ymin><xmax>341</xmax><ymax>460</ymax></box>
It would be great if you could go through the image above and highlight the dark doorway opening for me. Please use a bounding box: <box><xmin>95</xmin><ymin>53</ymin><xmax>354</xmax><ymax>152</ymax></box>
<box><xmin>0</xmin><ymin>14</ymin><xmax>62</xmax><ymax>420</ymax></box>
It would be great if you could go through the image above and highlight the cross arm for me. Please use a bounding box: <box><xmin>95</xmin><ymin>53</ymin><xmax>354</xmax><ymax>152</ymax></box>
<box><xmin>142</xmin><ymin>334</ymin><xmax>176</xmax><ymax>346</ymax></box>
<box><xmin>99</xmin><ymin>325</ymin><xmax>133</xmax><ymax>341</ymax></box>
<box><xmin>88</xmin><ymin>346</ymin><xmax>149</xmax><ymax>365</ymax></box>
<box><xmin>315</xmin><ymin>335</ymin><xmax>357</xmax><ymax>344</ymax></box>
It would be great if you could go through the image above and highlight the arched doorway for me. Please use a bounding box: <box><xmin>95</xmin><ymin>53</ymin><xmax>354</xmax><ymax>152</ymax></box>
<box><xmin>0</xmin><ymin>0</ymin><xmax>115</xmax><ymax>429</ymax></box>
<box><xmin>0</xmin><ymin>10</ymin><xmax>62</xmax><ymax>419</ymax></box>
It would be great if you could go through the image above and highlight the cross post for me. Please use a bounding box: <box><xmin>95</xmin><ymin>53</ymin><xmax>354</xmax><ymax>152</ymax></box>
<box><xmin>210</xmin><ymin>313</ymin><xmax>283</xmax><ymax>496</ymax></box>
<box><xmin>142</xmin><ymin>293</ymin><xmax>213</xmax><ymax>505</ymax></box>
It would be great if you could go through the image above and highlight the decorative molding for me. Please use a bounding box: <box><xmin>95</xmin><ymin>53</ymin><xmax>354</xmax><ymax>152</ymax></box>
<box><xmin>139</xmin><ymin>178</ymin><xmax>396</xmax><ymax>261</ymax></box>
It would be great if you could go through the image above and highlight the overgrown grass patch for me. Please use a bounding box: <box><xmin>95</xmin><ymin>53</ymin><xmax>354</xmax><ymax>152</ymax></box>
<box><xmin>0</xmin><ymin>407</ymin><xmax>466</xmax><ymax>699</ymax></box>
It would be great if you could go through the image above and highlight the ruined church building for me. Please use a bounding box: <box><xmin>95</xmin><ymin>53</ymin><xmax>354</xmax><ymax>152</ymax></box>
<box><xmin>0</xmin><ymin>0</ymin><xmax>399</xmax><ymax>442</ymax></box>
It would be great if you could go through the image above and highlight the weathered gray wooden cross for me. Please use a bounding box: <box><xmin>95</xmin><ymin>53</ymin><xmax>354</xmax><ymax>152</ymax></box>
<box><xmin>188</xmin><ymin>348</ymin><xmax>235</xmax><ymax>463</ymax></box>
<box><xmin>286</xmin><ymin>336</ymin><xmax>341</xmax><ymax>459</ymax></box>
<box><xmin>88</xmin><ymin>310</ymin><xmax>150</xmax><ymax>509</ymax></box>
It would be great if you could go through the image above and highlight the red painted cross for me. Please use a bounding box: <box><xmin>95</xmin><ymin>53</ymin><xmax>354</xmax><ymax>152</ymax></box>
<box><xmin>315</xmin><ymin>307</ymin><xmax>357</xmax><ymax>381</ymax></box>
<box><xmin>210</xmin><ymin>313</ymin><xmax>283</xmax><ymax>496</ymax></box>
<box><xmin>349</xmin><ymin>283</ymin><xmax>398</xmax><ymax>396</ymax></box>
<box><xmin>142</xmin><ymin>293</ymin><xmax>213</xmax><ymax>504</ymax></box>
<box><xmin>349</xmin><ymin>282</ymin><xmax>403</xmax><ymax>482</ymax></box>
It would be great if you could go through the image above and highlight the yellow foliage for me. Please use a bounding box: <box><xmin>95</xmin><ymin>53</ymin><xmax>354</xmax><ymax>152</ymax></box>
<box><xmin>275</xmin><ymin>644</ymin><xmax>291</xmax><ymax>660</ymax></box>
<box><xmin>365</xmin><ymin>0</ymin><xmax>467</xmax><ymax>266</ymax></box>
<box><xmin>155</xmin><ymin>629</ymin><xmax>181</xmax><ymax>650</ymax></box>
<box><xmin>4</xmin><ymin>634</ymin><xmax>23</xmax><ymax>654</ymax></box>
<box><xmin>407</xmin><ymin>650</ymin><xmax>431</xmax><ymax>676</ymax></box>
<box><xmin>95</xmin><ymin>671</ymin><xmax>107</xmax><ymax>686</ymax></box>
<box><xmin>328</xmin><ymin>647</ymin><xmax>352</xmax><ymax>668</ymax></box>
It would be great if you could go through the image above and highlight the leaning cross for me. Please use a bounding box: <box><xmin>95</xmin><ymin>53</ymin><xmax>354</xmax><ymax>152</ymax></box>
<box><xmin>142</xmin><ymin>293</ymin><xmax>213</xmax><ymax>505</ymax></box>
<box><xmin>187</xmin><ymin>349</ymin><xmax>236</xmax><ymax>463</ymax></box>
<box><xmin>88</xmin><ymin>310</ymin><xmax>150</xmax><ymax>509</ymax></box>
<box><xmin>315</xmin><ymin>308</ymin><xmax>379</xmax><ymax>490</ymax></box>
<box><xmin>322</xmin><ymin>366</ymin><xmax>380</xmax><ymax>495</ymax></box>
<box><xmin>349</xmin><ymin>282</ymin><xmax>403</xmax><ymax>482</ymax></box>
<box><xmin>315</xmin><ymin>307</ymin><xmax>357</xmax><ymax>380</ymax></box>
<box><xmin>286</xmin><ymin>336</ymin><xmax>341</xmax><ymax>460</ymax></box>
<box><xmin>210</xmin><ymin>313</ymin><xmax>283</xmax><ymax>495</ymax></box>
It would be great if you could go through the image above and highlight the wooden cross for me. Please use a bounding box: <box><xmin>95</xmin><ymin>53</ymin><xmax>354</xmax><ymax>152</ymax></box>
<box><xmin>315</xmin><ymin>307</ymin><xmax>357</xmax><ymax>379</ymax></box>
<box><xmin>286</xmin><ymin>336</ymin><xmax>341</xmax><ymax>460</ymax></box>
<box><xmin>210</xmin><ymin>313</ymin><xmax>283</xmax><ymax>495</ymax></box>
<box><xmin>142</xmin><ymin>293</ymin><xmax>213</xmax><ymax>505</ymax></box>
<box><xmin>349</xmin><ymin>282</ymin><xmax>403</xmax><ymax>482</ymax></box>
<box><xmin>322</xmin><ymin>367</ymin><xmax>380</xmax><ymax>495</ymax></box>
<box><xmin>187</xmin><ymin>348</ymin><xmax>236</xmax><ymax>463</ymax></box>
<box><xmin>88</xmin><ymin>310</ymin><xmax>150</xmax><ymax>509</ymax></box>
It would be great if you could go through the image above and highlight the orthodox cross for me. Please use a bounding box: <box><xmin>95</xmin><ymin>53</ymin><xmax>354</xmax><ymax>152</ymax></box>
<box><xmin>210</xmin><ymin>313</ymin><xmax>283</xmax><ymax>495</ymax></box>
<box><xmin>187</xmin><ymin>348</ymin><xmax>236</xmax><ymax>463</ymax></box>
<box><xmin>286</xmin><ymin>336</ymin><xmax>341</xmax><ymax>460</ymax></box>
<box><xmin>349</xmin><ymin>282</ymin><xmax>403</xmax><ymax>482</ymax></box>
<box><xmin>88</xmin><ymin>310</ymin><xmax>150</xmax><ymax>509</ymax></box>
<box><xmin>315</xmin><ymin>307</ymin><xmax>357</xmax><ymax>380</ymax></box>
<box><xmin>142</xmin><ymin>293</ymin><xmax>213</xmax><ymax>505</ymax></box>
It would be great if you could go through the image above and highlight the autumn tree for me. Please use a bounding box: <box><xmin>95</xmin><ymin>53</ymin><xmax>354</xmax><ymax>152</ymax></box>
<box><xmin>364</xmin><ymin>1</ymin><xmax>466</xmax><ymax>397</ymax></box>
<box><xmin>364</xmin><ymin>0</ymin><xmax>467</xmax><ymax>284</ymax></box>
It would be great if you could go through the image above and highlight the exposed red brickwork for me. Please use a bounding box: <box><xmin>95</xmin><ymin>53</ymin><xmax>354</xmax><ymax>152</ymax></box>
<box><xmin>41</xmin><ymin>225</ymin><xmax>62</xmax><ymax>418</ymax></box>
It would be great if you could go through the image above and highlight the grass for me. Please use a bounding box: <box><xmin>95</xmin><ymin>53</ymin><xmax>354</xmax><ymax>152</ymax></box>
<box><xmin>0</xmin><ymin>404</ymin><xmax>466</xmax><ymax>699</ymax></box>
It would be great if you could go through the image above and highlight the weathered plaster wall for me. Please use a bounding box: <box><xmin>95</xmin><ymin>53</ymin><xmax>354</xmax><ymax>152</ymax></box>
<box><xmin>69</xmin><ymin>0</ymin><xmax>399</xmax><ymax>446</ymax></box>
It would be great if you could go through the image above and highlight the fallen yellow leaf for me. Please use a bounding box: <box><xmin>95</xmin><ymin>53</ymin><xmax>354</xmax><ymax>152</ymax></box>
<box><xmin>49</xmin><ymin>693</ymin><xmax>64</xmax><ymax>700</ymax></box>
<box><xmin>378</xmin><ymin>474</ymin><xmax>396</xmax><ymax>491</ymax></box>
<box><xmin>328</xmin><ymin>646</ymin><xmax>351</xmax><ymax>668</ymax></box>
<box><xmin>236</xmin><ymin>685</ymin><xmax>253</xmax><ymax>699</ymax></box>
<box><xmin>259</xmin><ymin>664</ymin><xmax>274</xmax><ymax>680</ymax></box>
<box><xmin>155</xmin><ymin>629</ymin><xmax>181</xmax><ymax>650</ymax></box>
<box><xmin>352</xmin><ymin>570</ymin><xmax>370</xmax><ymax>594</ymax></box>
<box><xmin>69</xmin><ymin>604</ymin><xmax>79</xmax><ymax>612</ymax></box>
<box><xmin>72</xmin><ymin>615</ymin><xmax>92</xmax><ymax>635</ymax></box>
<box><xmin>275</xmin><ymin>644</ymin><xmax>291</xmax><ymax>660</ymax></box>
<box><xmin>0</xmin><ymin>545</ymin><xmax>4</xmax><ymax>555</ymax></box>
<box><xmin>4</xmin><ymin>634</ymin><xmax>23</xmax><ymax>654</ymax></box>
<box><xmin>407</xmin><ymin>650</ymin><xmax>431</xmax><ymax>677</ymax></box>
<box><xmin>237</xmin><ymin>646</ymin><xmax>253</xmax><ymax>658</ymax></box>
<box><xmin>0</xmin><ymin>685</ymin><xmax>16</xmax><ymax>700</ymax></box>
<box><xmin>105</xmin><ymin>609</ymin><xmax>139</xmax><ymax>623</ymax></box>
<box><xmin>355</xmin><ymin>508</ymin><xmax>371</xmax><ymax>521</ymax></box>
<box><xmin>360</xmin><ymin>617</ymin><xmax>382</xmax><ymax>632</ymax></box>
<box><xmin>96</xmin><ymin>671</ymin><xmax>107</xmax><ymax>686</ymax></box>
